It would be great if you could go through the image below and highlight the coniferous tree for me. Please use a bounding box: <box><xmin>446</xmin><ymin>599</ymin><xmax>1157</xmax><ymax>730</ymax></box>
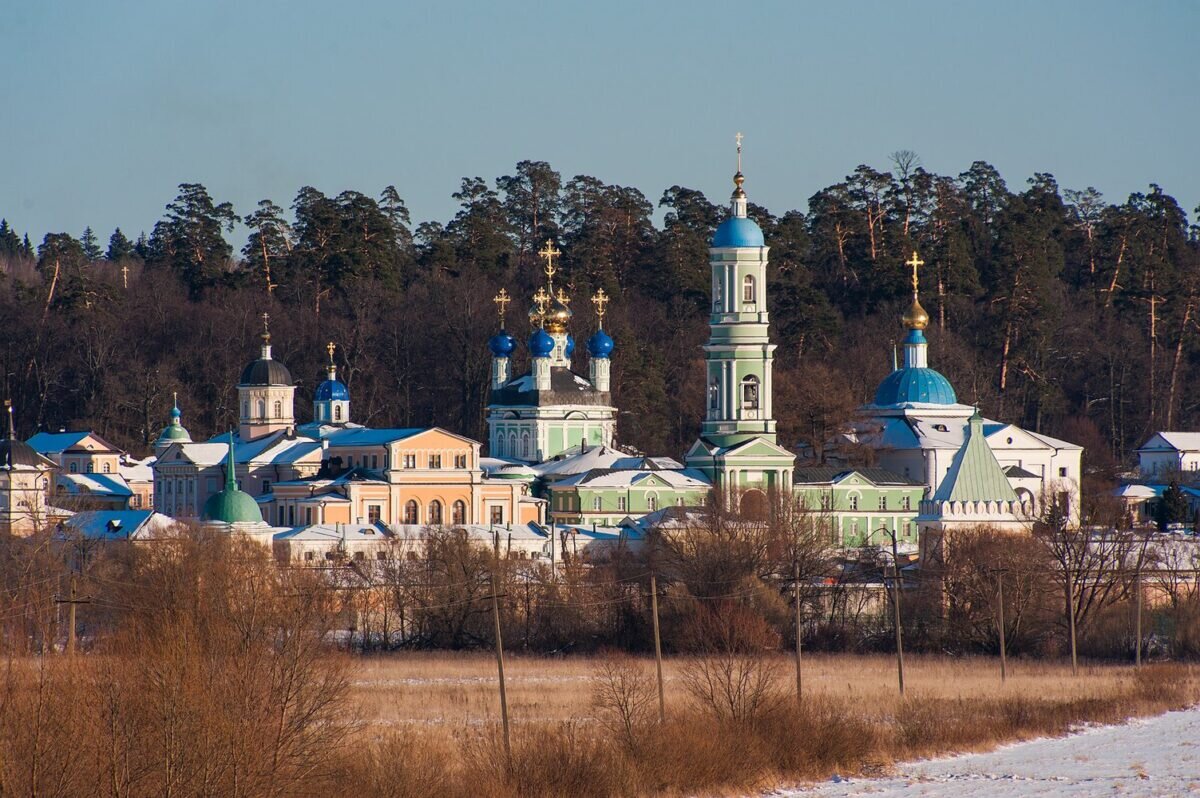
<box><xmin>80</xmin><ymin>226</ymin><xmax>102</xmax><ymax>260</ymax></box>
<box><xmin>106</xmin><ymin>228</ymin><xmax>134</xmax><ymax>261</ymax></box>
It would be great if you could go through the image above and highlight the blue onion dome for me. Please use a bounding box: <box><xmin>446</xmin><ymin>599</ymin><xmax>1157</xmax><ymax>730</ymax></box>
<box><xmin>874</xmin><ymin>367</ymin><xmax>958</xmax><ymax>406</ymax></box>
<box><xmin>587</xmin><ymin>329</ymin><xmax>614</xmax><ymax>359</ymax></box>
<box><xmin>315</xmin><ymin>377</ymin><xmax>350</xmax><ymax>402</ymax></box>
<box><xmin>489</xmin><ymin>330</ymin><xmax>517</xmax><ymax>357</ymax></box>
<box><xmin>529</xmin><ymin>328</ymin><xmax>555</xmax><ymax>358</ymax></box>
<box><xmin>170</xmin><ymin>404</ymin><xmax>181</xmax><ymax>420</ymax></box>
<box><xmin>565</xmin><ymin>334</ymin><xmax>576</xmax><ymax>358</ymax></box>
<box><xmin>711</xmin><ymin>216</ymin><xmax>764</xmax><ymax>248</ymax></box>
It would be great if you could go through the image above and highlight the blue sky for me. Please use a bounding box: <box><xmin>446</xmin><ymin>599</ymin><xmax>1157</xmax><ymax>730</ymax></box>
<box><xmin>1</xmin><ymin>0</ymin><xmax>1195</xmax><ymax>242</ymax></box>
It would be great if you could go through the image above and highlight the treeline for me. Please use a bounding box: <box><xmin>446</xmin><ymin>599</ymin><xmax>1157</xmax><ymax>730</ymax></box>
<box><xmin>2</xmin><ymin>157</ymin><xmax>1197</xmax><ymax>478</ymax></box>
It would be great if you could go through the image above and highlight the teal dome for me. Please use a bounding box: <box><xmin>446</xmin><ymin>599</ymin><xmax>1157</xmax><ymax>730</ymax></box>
<box><xmin>202</xmin><ymin>487</ymin><xmax>263</xmax><ymax>524</ymax></box>
<box><xmin>157</xmin><ymin>422</ymin><xmax>191</xmax><ymax>443</ymax></box>
<box><xmin>712</xmin><ymin>217</ymin><xmax>764</xmax><ymax>248</ymax></box>
<box><xmin>874</xmin><ymin>367</ymin><xmax>958</xmax><ymax>406</ymax></box>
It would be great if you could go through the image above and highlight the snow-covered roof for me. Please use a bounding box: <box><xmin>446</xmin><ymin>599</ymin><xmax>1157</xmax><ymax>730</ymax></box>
<box><xmin>26</xmin><ymin>431</ymin><xmax>94</xmax><ymax>453</ymax></box>
<box><xmin>58</xmin><ymin>472</ymin><xmax>132</xmax><ymax>497</ymax></box>
<box><xmin>274</xmin><ymin>522</ymin><xmax>393</xmax><ymax>543</ymax></box>
<box><xmin>59</xmin><ymin>510</ymin><xmax>178</xmax><ymax>540</ymax></box>
<box><xmin>534</xmin><ymin>444</ymin><xmax>639</xmax><ymax>477</ymax></box>
<box><xmin>159</xmin><ymin>442</ymin><xmax>228</xmax><ymax>467</ymax></box>
<box><xmin>118</xmin><ymin>455</ymin><xmax>154</xmax><ymax>482</ymax></box>
<box><xmin>1113</xmin><ymin>484</ymin><xmax>1159</xmax><ymax>499</ymax></box>
<box><xmin>1138</xmin><ymin>432</ymin><xmax>1200</xmax><ymax>453</ymax></box>
<box><xmin>553</xmin><ymin>467</ymin><xmax>710</xmax><ymax>490</ymax></box>
<box><xmin>323</xmin><ymin>428</ymin><xmax>425</xmax><ymax>447</ymax></box>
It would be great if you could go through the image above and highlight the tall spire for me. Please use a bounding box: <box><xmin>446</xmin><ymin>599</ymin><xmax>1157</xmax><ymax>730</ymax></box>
<box><xmin>225</xmin><ymin>431</ymin><xmax>238</xmax><ymax>490</ymax></box>
<box><xmin>731</xmin><ymin>132</ymin><xmax>748</xmax><ymax>218</ymax></box>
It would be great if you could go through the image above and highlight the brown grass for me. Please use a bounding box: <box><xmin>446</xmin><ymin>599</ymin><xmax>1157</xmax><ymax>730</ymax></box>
<box><xmin>340</xmin><ymin>654</ymin><xmax>1200</xmax><ymax>796</ymax></box>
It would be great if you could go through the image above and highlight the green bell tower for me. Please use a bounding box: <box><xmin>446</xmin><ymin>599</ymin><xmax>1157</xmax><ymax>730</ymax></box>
<box><xmin>686</xmin><ymin>135</ymin><xmax>795</xmax><ymax>508</ymax></box>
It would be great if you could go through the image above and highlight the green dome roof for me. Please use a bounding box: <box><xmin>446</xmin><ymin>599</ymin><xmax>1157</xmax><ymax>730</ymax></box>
<box><xmin>202</xmin><ymin>487</ymin><xmax>262</xmax><ymax>524</ymax></box>
<box><xmin>157</xmin><ymin>421</ymin><xmax>191</xmax><ymax>443</ymax></box>
<box><xmin>201</xmin><ymin>431</ymin><xmax>263</xmax><ymax>524</ymax></box>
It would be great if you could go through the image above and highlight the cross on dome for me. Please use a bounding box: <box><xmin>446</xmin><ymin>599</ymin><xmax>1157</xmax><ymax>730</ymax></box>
<box><xmin>493</xmin><ymin>288</ymin><xmax>511</xmax><ymax>326</ymax></box>
<box><xmin>538</xmin><ymin>240</ymin><xmax>561</xmax><ymax>286</ymax></box>
<box><xmin>591</xmin><ymin>288</ymin><xmax>609</xmax><ymax>326</ymax></box>
<box><xmin>260</xmin><ymin>312</ymin><xmax>271</xmax><ymax>342</ymax></box>
<box><xmin>532</xmin><ymin>286</ymin><xmax>550</xmax><ymax>321</ymax></box>
<box><xmin>906</xmin><ymin>250</ymin><xmax>925</xmax><ymax>296</ymax></box>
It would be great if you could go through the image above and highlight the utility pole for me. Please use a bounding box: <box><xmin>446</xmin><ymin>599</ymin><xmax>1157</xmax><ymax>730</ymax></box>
<box><xmin>793</xmin><ymin>556</ymin><xmax>803</xmax><ymax>704</ymax></box>
<box><xmin>650</xmin><ymin>572</ymin><xmax>665</xmax><ymax>723</ymax></box>
<box><xmin>996</xmin><ymin>570</ymin><xmax>1007</xmax><ymax>683</ymax></box>
<box><xmin>490</xmin><ymin>535</ymin><xmax>510</xmax><ymax>762</ymax></box>
<box><xmin>1066</xmin><ymin>562</ymin><xmax>1078</xmax><ymax>676</ymax></box>
<box><xmin>887</xmin><ymin>563</ymin><xmax>905</xmax><ymax>696</ymax></box>
<box><xmin>53</xmin><ymin>574</ymin><xmax>91</xmax><ymax>656</ymax></box>
<box><xmin>1134</xmin><ymin>567</ymin><xmax>1143</xmax><ymax>667</ymax></box>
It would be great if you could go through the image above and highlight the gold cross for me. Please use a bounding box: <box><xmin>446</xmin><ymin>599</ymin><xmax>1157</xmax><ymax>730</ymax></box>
<box><xmin>538</xmin><ymin>240</ymin><xmax>561</xmax><ymax>283</ymax></box>
<box><xmin>906</xmin><ymin>250</ymin><xmax>925</xmax><ymax>294</ymax></box>
<box><xmin>555</xmin><ymin>287</ymin><xmax>571</xmax><ymax>306</ymax></box>
<box><xmin>493</xmin><ymin>288</ymin><xmax>511</xmax><ymax>326</ymax></box>
<box><xmin>591</xmin><ymin>288</ymin><xmax>609</xmax><ymax>325</ymax></box>
<box><xmin>532</xmin><ymin>286</ymin><xmax>550</xmax><ymax>318</ymax></box>
<box><xmin>261</xmin><ymin>312</ymin><xmax>271</xmax><ymax>341</ymax></box>
<box><xmin>120</xmin><ymin>263</ymin><xmax>129</xmax><ymax>289</ymax></box>
<box><xmin>326</xmin><ymin>341</ymin><xmax>336</xmax><ymax>364</ymax></box>
<box><xmin>735</xmin><ymin>131</ymin><xmax>743</xmax><ymax>172</ymax></box>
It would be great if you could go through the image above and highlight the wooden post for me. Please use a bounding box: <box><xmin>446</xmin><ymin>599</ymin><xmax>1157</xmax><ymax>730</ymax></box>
<box><xmin>491</xmin><ymin>550</ymin><xmax>511</xmax><ymax>762</ymax></box>
<box><xmin>650</xmin><ymin>572</ymin><xmax>665</xmax><ymax>723</ymax></box>
<box><xmin>1134</xmin><ymin>567</ymin><xmax>1143</xmax><ymax>667</ymax></box>
<box><xmin>997</xmin><ymin>571</ymin><xmax>1007</xmax><ymax>683</ymax></box>
<box><xmin>793</xmin><ymin>557</ymin><xmax>803</xmax><ymax>704</ymax></box>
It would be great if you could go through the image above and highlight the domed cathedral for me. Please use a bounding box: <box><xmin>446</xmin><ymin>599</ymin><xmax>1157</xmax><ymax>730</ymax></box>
<box><xmin>486</xmin><ymin>241</ymin><xmax>617</xmax><ymax>463</ymax></box>
<box><xmin>237</xmin><ymin>314</ymin><xmax>296</xmax><ymax>441</ymax></box>
<box><xmin>850</xmin><ymin>251</ymin><xmax>1083</xmax><ymax>532</ymax></box>
<box><xmin>154</xmin><ymin>393</ymin><xmax>192</xmax><ymax>456</ymax></box>
<box><xmin>685</xmin><ymin>136</ymin><xmax>796</xmax><ymax>510</ymax></box>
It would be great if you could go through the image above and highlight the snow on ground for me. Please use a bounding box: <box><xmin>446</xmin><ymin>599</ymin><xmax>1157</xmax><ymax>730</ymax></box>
<box><xmin>779</xmin><ymin>707</ymin><xmax>1200</xmax><ymax>797</ymax></box>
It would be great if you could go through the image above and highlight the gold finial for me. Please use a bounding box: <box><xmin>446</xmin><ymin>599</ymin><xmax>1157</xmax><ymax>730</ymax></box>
<box><xmin>555</xmin><ymin>287</ymin><xmax>571</xmax><ymax>307</ymax></box>
<box><xmin>735</xmin><ymin>131</ymin><xmax>743</xmax><ymax>172</ymax></box>
<box><xmin>902</xmin><ymin>250</ymin><xmax>930</xmax><ymax>330</ymax></box>
<box><xmin>538</xmin><ymin>240</ymin><xmax>561</xmax><ymax>287</ymax></box>
<box><xmin>260</xmin><ymin>312</ymin><xmax>271</xmax><ymax>343</ymax></box>
<box><xmin>326</xmin><ymin>341</ymin><xmax>336</xmax><ymax>365</ymax></box>
<box><xmin>591</xmin><ymin>288</ymin><xmax>610</xmax><ymax>327</ymax></box>
<box><xmin>532</xmin><ymin>286</ymin><xmax>550</xmax><ymax>321</ymax></box>
<box><xmin>493</xmin><ymin>288</ymin><xmax>511</xmax><ymax>327</ymax></box>
<box><xmin>906</xmin><ymin>250</ymin><xmax>925</xmax><ymax>296</ymax></box>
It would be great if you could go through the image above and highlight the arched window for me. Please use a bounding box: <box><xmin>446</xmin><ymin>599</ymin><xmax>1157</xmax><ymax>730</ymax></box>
<box><xmin>452</xmin><ymin>500</ymin><xmax>466</xmax><ymax>525</ymax></box>
<box><xmin>429</xmin><ymin>500</ymin><xmax>443</xmax><ymax>525</ymax></box>
<box><xmin>274</xmin><ymin>400</ymin><xmax>283</xmax><ymax>418</ymax></box>
<box><xmin>333</xmin><ymin>405</ymin><xmax>342</xmax><ymax>421</ymax></box>
<box><xmin>257</xmin><ymin>399</ymin><xmax>266</xmax><ymax>419</ymax></box>
<box><xmin>713</xmin><ymin>279</ymin><xmax>723</xmax><ymax>310</ymax></box>
<box><xmin>242</xmin><ymin>400</ymin><xmax>249</xmax><ymax>417</ymax></box>
<box><xmin>742</xmin><ymin>275</ymin><xmax>756</xmax><ymax>304</ymax></box>
<box><xmin>647</xmin><ymin>493</ymin><xmax>658</xmax><ymax>511</ymax></box>
<box><xmin>69</xmin><ymin>462</ymin><xmax>77</xmax><ymax>474</ymax></box>
<box><xmin>404</xmin><ymin>500</ymin><xmax>418</xmax><ymax>524</ymax></box>
<box><xmin>708</xmin><ymin>381</ymin><xmax>720</xmax><ymax>410</ymax></box>
<box><xmin>741</xmin><ymin>375</ymin><xmax>760</xmax><ymax>410</ymax></box>
<box><xmin>86</xmin><ymin>463</ymin><xmax>94</xmax><ymax>473</ymax></box>
<box><xmin>102</xmin><ymin>462</ymin><xmax>111</xmax><ymax>474</ymax></box>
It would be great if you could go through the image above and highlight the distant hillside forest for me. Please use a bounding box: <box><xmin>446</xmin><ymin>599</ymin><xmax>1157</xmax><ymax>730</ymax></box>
<box><xmin>2</xmin><ymin>157</ymin><xmax>1197</xmax><ymax>487</ymax></box>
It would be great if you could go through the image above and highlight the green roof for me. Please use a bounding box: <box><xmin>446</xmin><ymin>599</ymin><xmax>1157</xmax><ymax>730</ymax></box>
<box><xmin>201</xmin><ymin>432</ymin><xmax>262</xmax><ymax>524</ymax></box>
<box><xmin>933</xmin><ymin>411</ymin><xmax>1018</xmax><ymax>503</ymax></box>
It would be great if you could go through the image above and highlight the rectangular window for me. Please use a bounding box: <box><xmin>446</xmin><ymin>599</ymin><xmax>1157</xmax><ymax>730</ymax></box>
<box><xmin>618</xmin><ymin>496</ymin><xmax>627</xmax><ymax>511</ymax></box>
<box><xmin>1059</xmin><ymin>467</ymin><xmax>1068</xmax><ymax>477</ymax></box>
<box><xmin>878</xmin><ymin>496</ymin><xmax>887</xmax><ymax>511</ymax></box>
<box><xmin>403</xmin><ymin>454</ymin><xmax>417</xmax><ymax>469</ymax></box>
<box><xmin>820</xmin><ymin>494</ymin><xmax>832</xmax><ymax>511</ymax></box>
<box><xmin>429</xmin><ymin>454</ymin><xmax>442</xmax><ymax>469</ymax></box>
<box><xmin>455</xmin><ymin>454</ymin><xmax>467</xmax><ymax>469</ymax></box>
<box><xmin>368</xmin><ymin>505</ymin><xmax>381</xmax><ymax>524</ymax></box>
<box><xmin>304</xmin><ymin>551</ymin><xmax>314</xmax><ymax>561</ymax></box>
<box><xmin>371</xmin><ymin>454</ymin><xmax>379</xmax><ymax>469</ymax></box>
<box><xmin>305</xmin><ymin>507</ymin><xmax>313</xmax><ymax>524</ymax></box>
<box><xmin>490</xmin><ymin>506</ymin><xmax>504</xmax><ymax>525</ymax></box>
<box><xmin>593</xmin><ymin>496</ymin><xmax>602</xmax><ymax>511</ymax></box>
<box><xmin>354</xmin><ymin>551</ymin><xmax>365</xmax><ymax>561</ymax></box>
<box><xmin>262</xmin><ymin>480</ymin><xmax>271</xmax><ymax>494</ymax></box>
<box><xmin>848</xmin><ymin>495</ymin><xmax>859</xmax><ymax>510</ymax></box>
<box><xmin>902</xmin><ymin>496</ymin><xmax>911</xmax><ymax>511</ymax></box>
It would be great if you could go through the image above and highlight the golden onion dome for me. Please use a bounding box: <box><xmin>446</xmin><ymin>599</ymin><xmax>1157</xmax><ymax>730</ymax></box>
<box><xmin>903</xmin><ymin>297</ymin><xmax>930</xmax><ymax>331</ymax></box>
<box><xmin>543</xmin><ymin>298</ymin><xmax>573</xmax><ymax>334</ymax></box>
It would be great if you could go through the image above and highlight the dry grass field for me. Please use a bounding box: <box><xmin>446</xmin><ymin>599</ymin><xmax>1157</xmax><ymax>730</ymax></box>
<box><xmin>347</xmin><ymin>651</ymin><xmax>1187</xmax><ymax>732</ymax></box>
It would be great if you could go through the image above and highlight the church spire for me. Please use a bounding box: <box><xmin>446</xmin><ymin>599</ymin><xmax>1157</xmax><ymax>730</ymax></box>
<box><xmin>260</xmin><ymin>312</ymin><xmax>273</xmax><ymax>359</ymax></box>
<box><xmin>902</xmin><ymin>250</ymin><xmax>930</xmax><ymax>331</ymax></box>
<box><xmin>731</xmin><ymin>131</ymin><xmax>748</xmax><ymax>218</ymax></box>
<box><xmin>224</xmin><ymin>431</ymin><xmax>238</xmax><ymax>491</ymax></box>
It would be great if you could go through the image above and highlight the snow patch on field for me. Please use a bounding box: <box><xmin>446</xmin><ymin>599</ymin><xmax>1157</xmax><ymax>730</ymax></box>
<box><xmin>777</xmin><ymin>707</ymin><xmax>1200</xmax><ymax>797</ymax></box>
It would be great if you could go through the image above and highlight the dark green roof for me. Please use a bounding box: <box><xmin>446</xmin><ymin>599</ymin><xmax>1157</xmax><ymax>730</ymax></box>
<box><xmin>201</xmin><ymin>432</ymin><xmax>263</xmax><ymax>524</ymax></box>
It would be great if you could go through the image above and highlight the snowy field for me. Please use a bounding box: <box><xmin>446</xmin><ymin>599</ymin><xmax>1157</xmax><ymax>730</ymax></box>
<box><xmin>780</xmin><ymin>707</ymin><xmax>1200</xmax><ymax>797</ymax></box>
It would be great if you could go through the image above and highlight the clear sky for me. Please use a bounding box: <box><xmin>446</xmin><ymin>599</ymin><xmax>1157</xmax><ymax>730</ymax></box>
<box><xmin>2</xmin><ymin>0</ymin><xmax>1196</xmax><ymax>242</ymax></box>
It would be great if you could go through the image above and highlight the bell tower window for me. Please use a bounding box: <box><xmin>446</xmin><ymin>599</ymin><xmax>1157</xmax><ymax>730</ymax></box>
<box><xmin>334</xmin><ymin>405</ymin><xmax>342</xmax><ymax>421</ymax></box>
<box><xmin>741</xmin><ymin>375</ymin><xmax>760</xmax><ymax>411</ymax></box>
<box><xmin>742</xmin><ymin>275</ymin><xmax>756</xmax><ymax>305</ymax></box>
<box><xmin>708</xmin><ymin>381</ymin><xmax>720</xmax><ymax>410</ymax></box>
